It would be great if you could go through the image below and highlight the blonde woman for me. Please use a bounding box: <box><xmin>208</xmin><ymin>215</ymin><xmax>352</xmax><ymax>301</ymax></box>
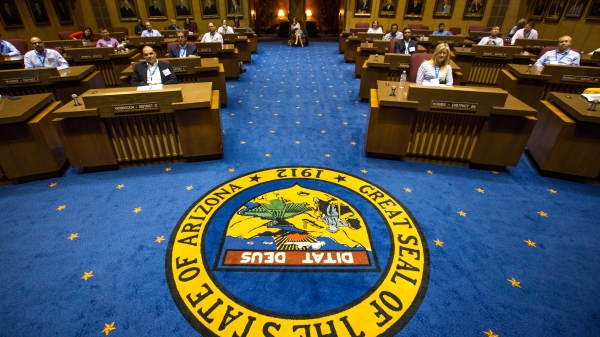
<box><xmin>367</xmin><ymin>20</ymin><xmax>382</xmax><ymax>33</ymax></box>
<box><xmin>416</xmin><ymin>43</ymin><xmax>453</xmax><ymax>86</ymax></box>
<box><xmin>291</xmin><ymin>18</ymin><xmax>304</xmax><ymax>47</ymax></box>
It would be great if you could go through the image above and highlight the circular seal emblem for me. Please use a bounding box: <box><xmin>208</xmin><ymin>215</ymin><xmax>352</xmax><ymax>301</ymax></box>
<box><xmin>167</xmin><ymin>167</ymin><xmax>429</xmax><ymax>336</ymax></box>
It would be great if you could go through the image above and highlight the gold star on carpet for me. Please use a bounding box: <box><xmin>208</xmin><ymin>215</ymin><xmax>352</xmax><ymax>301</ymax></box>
<box><xmin>49</xmin><ymin>182</ymin><xmax>57</xmax><ymax>187</ymax></box>
<box><xmin>538</xmin><ymin>211</ymin><xmax>547</xmax><ymax>217</ymax></box>
<box><xmin>101</xmin><ymin>322</ymin><xmax>116</xmax><ymax>336</ymax></box>
<box><xmin>255</xmin><ymin>106</ymin><xmax>259</xmax><ymax>109</ymax></box>
<box><xmin>337</xmin><ymin>106</ymin><xmax>342</xmax><ymax>110</ymax></box>
<box><xmin>332</xmin><ymin>93</ymin><xmax>336</xmax><ymax>96</ymax></box>
<box><xmin>361</xmin><ymin>169</ymin><xmax>367</xmax><ymax>173</ymax></box>
<box><xmin>548</xmin><ymin>189</ymin><xmax>557</xmax><ymax>194</ymax></box>
<box><xmin>427</xmin><ymin>170</ymin><xmax>433</xmax><ymax>174</ymax></box>
<box><xmin>325</xmin><ymin>154</ymin><xmax>331</xmax><ymax>157</ymax></box>
<box><xmin>476</xmin><ymin>188</ymin><xmax>484</xmax><ymax>193</ymax></box>
<box><xmin>321</xmin><ymin>130</ymin><xmax>326</xmax><ymax>133</ymax></box>
<box><xmin>244</xmin><ymin>90</ymin><xmax>248</xmax><ymax>92</ymax></box>
<box><xmin>458</xmin><ymin>211</ymin><xmax>467</xmax><ymax>216</ymax></box>
<box><xmin>270</xmin><ymin>130</ymin><xmax>275</xmax><ymax>133</ymax></box>
<box><xmin>343</xmin><ymin>122</ymin><xmax>348</xmax><ymax>125</ymax></box>
<box><xmin>186</xmin><ymin>186</ymin><xmax>193</xmax><ymax>191</ymax></box>
<box><xmin>483</xmin><ymin>329</ymin><xmax>498</xmax><ymax>337</ymax></box>
<box><xmin>276</xmin><ymin>100</ymin><xmax>280</xmax><ymax>102</ymax></box>
<box><xmin>508</xmin><ymin>277</ymin><xmax>521</xmax><ymax>288</ymax></box>
<box><xmin>274</xmin><ymin>113</ymin><xmax>278</xmax><ymax>116</ymax></box>
<box><xmin>133</xmin><ymin>207</ymin><xmax>142</xmax><ymax>213</ymax></box>
<box><xmin>260</xmin><ymin>94</ymin><xmax>264</xmax><ymax>97</ymax></box>
<box><xmin>524</xmin><ymin>239</ymin><xmax>536</xmax><ymax>247</ymax></box>
<box><xmin>316</xmin><ymin>100</ymin><xmax>320</xmax><ymax>102</ymax></box>
<box><xmin>491</xmin><ymin>171</ymin><xmax>499</xmax><ymax>174</ymax></box>
<box><xmin>295</xmin><ymin>121</ymin><xmax>300</xmax><ymax>124</ymax></box>
<box><xmin>57</xmin><ymin>205</ymin><xmax>66</xmax><ymax>211</ymax></box>
<box><xmin>296</xmin><ymin>106</ymin><xmax>300</xmax><ymax>109</ymax></box>
<box><xmin>363</xmin><ymin>114</ymin><xmax>367</xmax><ymax>117</ymax></box>
<box><xmin>116</xmin><ymin>184</ymin><xmax>124</xmax><ymax>189</ymax></box>
<box><xmin>68</xmin><ymin>233</ymin><xmax>78</xmax><ymax>240</ymax></box>
<box><xmin>405</xmin><ymin>187</ymin><xmax>412</xmax><ymax>192</ymax></box>
<box><xmin>248</xmin><ymin>121</ymin><xmax>253</xmax><ymax>124</ymax></box>
<box><xmin>295</xmin><ymin>141</ymin><xmax>301</xmax><ymax>144</ymax></box>
<box><xmin>156</xmin><ymin>236</ymin><xmax>165</xmax><ymax>243</ymax></box>
<box><xmin>434</xmin><ymin>239</ymin><xmax>443</xmax><ymax>246</ymax></box>
<box><xmin>165</xmin><ymin>167</ymin><xmax>171</xmax><ymax>172</ymax></box>
<box><xmin>318</xmin><ymin>114</ymin><xmax>323</xmax><ymax>116</ymax></box>
<box><xmin>82</xmin><ymin>271</ymin><xmax>93</xmax><ymax>281</ymax></box>
<box><xmin>350</xmin><ymin>141</ymin><xmax>356</xmax><ymax>145</ymax></box>
<box><xmin>229</xmin><ymin>168</ymin><xmax>235</xmax><ymax>172</ymax></box>
<box><xmin>265</xmin><ymin>153</ymin><xmax>271</xmax><ymax>157</ymax></box>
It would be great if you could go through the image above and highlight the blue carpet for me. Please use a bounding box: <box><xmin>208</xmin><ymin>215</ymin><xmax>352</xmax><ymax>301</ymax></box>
<box><xmin>1</xmin><ymin>41</ymin><xmax>599</xmax><ymax>337</ymax></box>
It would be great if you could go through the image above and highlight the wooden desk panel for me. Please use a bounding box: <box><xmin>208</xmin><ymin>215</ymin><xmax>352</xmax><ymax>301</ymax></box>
<box><xmin>0</xmin><ymin>93</ymin><xmax>67</xmax><ymax>180</ymax></box>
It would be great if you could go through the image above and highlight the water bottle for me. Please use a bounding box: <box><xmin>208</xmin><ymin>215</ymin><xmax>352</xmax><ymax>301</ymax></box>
<box><xmin>400</xmin><ymin>71</ymin><xmax>407</xmax><ymax>88</ymax></box>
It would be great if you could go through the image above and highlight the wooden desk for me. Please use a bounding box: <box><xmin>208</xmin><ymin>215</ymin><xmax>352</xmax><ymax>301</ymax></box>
<box><xmin>451</xmin><ymin>45</ymin><xmax>523</xmax><ymax>85</ymax></box>
<box><xmin>195</xmin><ymin>42</ymin><xmax>239</xmax><ymax>79</ymax></box>
<box><xmin>63</xmin><ymin>47</ymin><xmax>139</xmax><ymax>87</ymax></box>
<box><xmin>0</xmin><ymin>93</ymin><xmax>67</xmax><ymax>181</ymax></box>
<box><xmin>0</xmin><ymin>55</ymin><xmax>25</xmax><ymax>70</ymax></box>
<box><xmin>527</xmin><ymin>92</ymin><xmax>600</xmax><ymax>179</ymax></box>
<box><xmin>359</xmin><ymin>54</ymin><xmax>462</xmax><ymax>100</ymax></box>
<box><xmin>366</xmin><ymin>81</ymin><xmax>536</xmax><ymax>168</ymax></box>
<box><xmin>339</xmin><ymin>31</ymin><xmax>353</xmax><ymax>53</ymax></box>
<box><xmin>127</xmin><ymin>36</ymin><xmax>172</xmax><ymax>58</ymax></box>
<box><xmin>580</xmin><ymin>54</ymin><xmax>599</xmax><ymax>67</ymax></box>
<box><xmin>497</xmin><ymin>64</ymin><xmax>600</xmax><ymax>108</ymax></box>
<box><xmin>120</xmin><ymin>57</ymin><xmax>227</xmax><ymax>105</ymax></box>
<box><xmin>0</xmin><ymin>66</ymin><xmax>105</xmax><ymax>105</ymax></box>
<box><xmin>44</xmin><ymin>40</ymin><xmax>95</xmax><ymax>50</ymax></box>
<box><xmin>512</xmin><ymin>39</ymin><xmax>557</xmax><ymax>54</ymax></box>
<box><xmin>236</xmin><ymin>31</ymin><xmax>257</xmax><ymax>53</ymax></box>
<box><xmin>52</xmin><ymin>82</ymin><xmax>222</xmax><ymax>171</ymax></box>
<box><xmin>345</xmin><ymin>35</ymin><xmax>361</xmax><ymax>62</ymax></box>
<box><xmin>223</xmin><ymin>34</ymin><xmax>250</xmax><ymax>63</ymax></box>
<box><xmin>355</xmin><ymin>41</ymin><xmax>390</xmax><ymax>77</ymax></box>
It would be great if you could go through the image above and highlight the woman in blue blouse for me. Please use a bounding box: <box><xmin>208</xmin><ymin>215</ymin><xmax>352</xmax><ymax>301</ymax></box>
<box><xmin>416</xmin><ymin>43</ymin><xmax>453</xmax><ymax>86</ymax></box>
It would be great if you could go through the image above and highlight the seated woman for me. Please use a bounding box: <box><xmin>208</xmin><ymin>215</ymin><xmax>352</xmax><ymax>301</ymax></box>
<box><xmin>69</xmin><ymin>27</ymin><xmax>95</xmax><ymax>43</ymax></box>
<box><xmin>233</xmin><ymin>17</ymin><xmax>242</xmax><ymax>29</ymax></box>
<box><xmin>416</xmin><ymin>43</ymin><xmax>453</xmax><ymax>86</ymax></box>
<box><xmin>183</xmin><ymin>18</ymin><xmax>196</xmax><ymax>33</ymax></box>
<box><xmin>291</xmin><ymin>18</ymin><xmax>304</xmax><ymax>47</ymax></box>
<box><xmin>367</xmin><ymin>20</ymin><xmax>382</xmax><ymax>33</ymax></box>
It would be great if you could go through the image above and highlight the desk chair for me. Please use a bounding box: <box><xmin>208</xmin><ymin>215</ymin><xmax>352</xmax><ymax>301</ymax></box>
<box><xmin>6</xmin><ymin>38</ymin><xmax>27</xmax><ymax>55</ymax></box>
<box><xmin>355</xmin><ymin>22</ymin><xmax>370</xmax><ymax>29</ymax></box>
<box><xmin>538</xmin><ymin>46</ymin><xmax>580</xmax><ymax>59</ymax></box>
<box><xmin>188</xmin><ymin>22</ymin><xmax>198</xmax><ymax>33</ymax></box>
<box><xmin>408</xmin><ymin>24</ymin><xmax>423</xmax><ymax>29</ymax></box>
<box><xmin>58</xmin><ymin>31</ymin><xmax>75</xmax><ymax>40</ymax></box>
<box><xmin>389</xmin><ymin>38</ymin><xmax>401</xmax><ymax>53</ymax></box>
<box><xmin>408</xmin><ymin>53</ymin><xmax>433</xmax><ymax>82</ymax></box>
<box><xmin>449</xmin><ymin>27</ymin><xmax>461</xmax><ymax>35</ymax></box>
<box><xmin>112</xmin><ymin>27</ymin><xmax>129</xmax><ymax>36</ymax></box>
<box><xmin>468</xmin><ymin>25</ymin><xmax>485</xmax><ymax>34</ymax></box>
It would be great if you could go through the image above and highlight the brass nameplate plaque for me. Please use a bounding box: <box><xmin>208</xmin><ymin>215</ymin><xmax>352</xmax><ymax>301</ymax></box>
<box><xmin>142</xmin><ymin>42</ymin><xmax>156</xmax><ymax>45</ymax></box>
<box><xmin>525</xmin><ymin>45</ymin><xmax>543</xmax><ymax>49</ymax></box>
<box><xmin>5</xmin><ymin>77</ymin><xmax>40</xmax><ymax>85</ymax></box>
<box><xmin>561</xmin><ymin>75</ymin><xmax>600</xmax><ymax>83</ymax></box>
<box><xmin>398</xmin><ymin>63</ymin><xmax>409</xmax><ymax>67</ymax></box>
<box><xmin>113</xmin><ymin>102</ymin><xmax>160</xmax><ymax>113</ymax></box>
<box><xmin>172</xmin><ymin>66</ymin><xmax>187</xmax><ymax>72</ymax></box>
<box><xmin>80</xmin><ymin>55</ymin><xmax>103</xmax><ymax>59</ymax></box>
<box><xmin>483</xmin><ymin>52</ymin><xmax>506</xmax><ymax>57</ymax></box>
<box><xmin>430</xmin><ymin>100</ymin><xmax>478</xmax><ymax>112</ymax></box>
<box><xmin>199</xmin><ymin>48</ymin><xmax>212</xmax><ymax>52</ymax></box>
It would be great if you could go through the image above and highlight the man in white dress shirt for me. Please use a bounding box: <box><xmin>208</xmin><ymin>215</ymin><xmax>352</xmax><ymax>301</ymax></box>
<box><xmin>24</xmin><ymin>37</ymin><xmax>68</xmax><ymax>68</ymax></box>
<box><xmin>200</xmin><ymin>22</ymin><xmax>223</xmax><ymax>43</ymax></box>
<box><xmin>511</xmin><ymin>22</ymin><xmax>538</xmax><ymax>45</ymax></box>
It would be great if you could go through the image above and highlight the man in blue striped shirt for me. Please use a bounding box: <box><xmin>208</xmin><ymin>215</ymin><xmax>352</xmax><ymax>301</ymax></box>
<box><xmin>0</xmin><ymin>34</ymin><xmax>20</xmax><ymax>56</ymax></box>
<box><xmin>534</xmin><ymin>36</ymin><xmax>580</xmax><ymax>66</ymax></box>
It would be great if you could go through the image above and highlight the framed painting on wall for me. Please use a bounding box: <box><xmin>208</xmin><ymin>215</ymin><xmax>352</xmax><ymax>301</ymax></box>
<box><xmin>464</xmin><ymin>0</ymin><xmax>485</xmax><ymax>18</ymax></box>
<box><xmin>0</xmin><ymin>0</ymin><xmax>24</xmax><ymax>28</ymax></box>
<box><xmin>173</xmin><ymin>0</ymin><xmax>192</xmax><ymax>18</ymax></box>
<box><xmin>226</xmin><ymin>0</ymin><xmax>242</xmax><ymax>17</ymax></box>
<box><xmin>587</xmin><ymin>0</ymin><xmax>600</xmax><ymax>19</ymax></box>
<box><xmin>146</xmin><ymin>0</ymin><xmax>167</xmax><ymax>19</ymax></box>
<box><xmin>201</xmin><ymin>0</ymin><xmax>219</xmax><ymax>18</ymax></box>
<box><xmin>116</xmin><ymin>0</ymin><xmax>139</xmax><ymax>22</ymax></box>
<box><xmin>545</xmin><ymin>0</ymin><xmax>568</xmax><ymax>20</ymax></box>
<box><xmin>564</xmin><ymin>0</ymin><xmax>588</xmax><ymax>18</ymax></box>
<box><xmin>405</xmin><ymin>0</ymin><xmax>425</xmax><ymax>18</ymax></box>
<box><xmin>355</xmin><ymin>0</ymin><xmax>371</xmax><ymax>17</ymax></box>
<box><xmin>26</xmin><ymin>0</ymin><xmax>50</xmax><ymax>25</ymax></box>
<box><xmin>52</xmin><ymin>0</ymin><xmax>73</xmax><ymax>24</ymax></box>
<box><xmin>530</xmin><ymin>0</ymin><xmax>548</xmax><ymax>19</ymax></box>
<box><xmin>434</xmin><ymin>0</ymin><xmax>453</xmax><ymax>17</ymax></box>
<box><xmin>379</xmin><ymin>0</ymin><xmax>396</xmax><ymax>16</ymax></box>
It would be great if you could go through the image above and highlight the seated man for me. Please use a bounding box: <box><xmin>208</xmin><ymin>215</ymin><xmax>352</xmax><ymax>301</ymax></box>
<box><xmin>200</xmin><ymin>22</ymin><xmax>223</xmax><ymax>43</ymax></box>
<box><xmin>432</xmin><ymin>23</ymin><xmax>452</xmax><ymax>36</ymax></box>
<box><xmin>168</xmin><ymin>31</ymin><xmax>197</xmax><ymax>57</ymax></box>
<box><xmin>511</xmin><ymin>21</ymin><xmax>538</xmax><ymax>45</ymax></box>
<box><xmin>534</xmin><ymin>36</ymin><xmax>580</xmax><ymax>66</ymax></box>
<box><xmin>218</xmin><ymin>19</ymin><xmax>233</xmax><ymax>34</ymax></box>
<box><xmin>131</xmin><ymin>46</ymin><xmax>178</xmax><ymax>86</ymax></box>
<box><xmin>24</xmin><ymin>37</ymin><xmax>68</xmax><ymax>68</ymax></box>
<box><xmin>478</xmin><ymin>26</ymin><xmax>503</xmax><ymax>46</ymax></box>
<box><xmin>167</xmin><ymin>19</ymin><xmax>179</xmax><ymax>30</ymax></box>
<box><xmin>96</xmin><ymin>28</ymin><xmax>120</xmax><ymax>49</ymax></box>
<box><xmin>394</xmin><ymin>27</ymin><xmax>418</xmax><ymax>54</ymax></box>
<box><xmin>382</xmin><ymin>23</ymin><xmax>402</xmax><ymax>41</ymax></box>
<box><xmin>141</xmin><ymin>22</ymin><xmax>162</xmax><ymax>37</ymax></box>
<box><xmin>0</xmin><ymin>34</ymin><xmax>20</xmax><ymax>56</ymax></box>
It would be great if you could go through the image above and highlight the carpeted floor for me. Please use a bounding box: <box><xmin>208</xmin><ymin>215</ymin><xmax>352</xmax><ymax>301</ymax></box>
<box><xmin>0</xmin><ymin>41</ymin><xmax>599</xmax><ymax>337</ymax></box>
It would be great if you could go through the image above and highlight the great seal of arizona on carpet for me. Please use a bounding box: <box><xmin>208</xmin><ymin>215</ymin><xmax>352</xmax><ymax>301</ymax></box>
<box><xmin>166</xmin><ymin>167</ymin><xmax>430</xmax><ymax>336</ymax></box>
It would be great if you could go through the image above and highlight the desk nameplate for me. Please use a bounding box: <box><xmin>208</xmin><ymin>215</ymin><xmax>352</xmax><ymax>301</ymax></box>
<box><xmin>561</xmin><ymin>75</ymin><xmax>600</xmax><ymax>83</ymax></box>
<box><xmin>431</xmin><ymin>100</ymin><xmax>478</xmax><ymax>112</ymax></box>
<box><xmin>483</xmin><ymin>52</ymin><xmax>507</xmax><ymax>58</ymax></box>
<box><xmin>80</xmin><ymin>55</ymin><xmax>104</xmax><ymax>59</ymax></box>
<box><xmin>172</xmin><ymin>66</ymin><xmax>187</xmax><ymax>72</ymax></box>
<box><xmin>5</xmin><ymin>77</ymin><xmax>40</xmax><ymax>85</ymax></box>
<box><xmin>199</xmin><ymin>48</ymin><xmax>212</xmax><ymax>52</ymax></box>
<box><xmin>113</xmin><ymin>102</ymin><xmax>160</xmax><ymax>114</ymax></box>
